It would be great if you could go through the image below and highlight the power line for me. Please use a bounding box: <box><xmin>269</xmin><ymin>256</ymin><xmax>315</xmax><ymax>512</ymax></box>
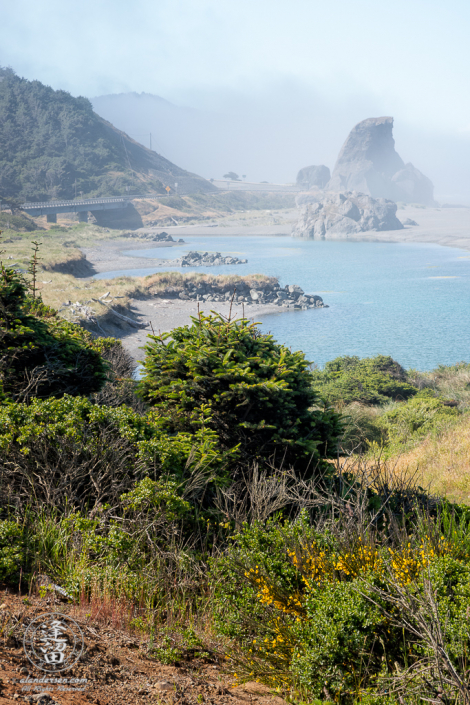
<box><xmin>125</xmin><ymin>131</ymin><xmax>164</xmax><ymax>154</ymax></box>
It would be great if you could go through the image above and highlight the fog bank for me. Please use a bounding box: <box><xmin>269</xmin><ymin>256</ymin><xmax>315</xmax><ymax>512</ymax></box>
<box><xmin>92</xmin><ymin>84</ymin><xmax>470</xmax><ymax>204</ymax></box>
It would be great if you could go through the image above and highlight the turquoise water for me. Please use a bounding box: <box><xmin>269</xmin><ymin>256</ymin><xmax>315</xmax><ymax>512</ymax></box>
<box><xmin>95</xmin><ymin>236</ymin><xmax>470</xmax><ymax>370</ymax></box>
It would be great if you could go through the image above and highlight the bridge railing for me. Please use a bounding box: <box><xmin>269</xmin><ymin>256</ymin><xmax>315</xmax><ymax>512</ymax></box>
<box><xmin>20</xmin><ymin>197</ymin><xmax>128</xmax><ymax>209</ymax></box>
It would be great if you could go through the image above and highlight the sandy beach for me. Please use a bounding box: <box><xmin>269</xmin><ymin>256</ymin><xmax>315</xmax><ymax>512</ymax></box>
<box><xmin>81</xmin><ymin>238</ymin><xmax>181</xmax><ymax>274</ymax></box>
<box><xmin>152</xmin><ymin>205</ymin><xmax>470</xmax><ymax>250</ymax></box>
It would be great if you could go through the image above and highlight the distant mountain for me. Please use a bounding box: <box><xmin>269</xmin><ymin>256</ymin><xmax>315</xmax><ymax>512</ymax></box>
<box><xmin>0</xmin><ymin>68</ymin><xmax>214</xmax><ymax>201</ymax></box>
<box><xmin>92</xmin><ymin>92</ymin><xmax>221</xmax><ymax>179</ymax></box>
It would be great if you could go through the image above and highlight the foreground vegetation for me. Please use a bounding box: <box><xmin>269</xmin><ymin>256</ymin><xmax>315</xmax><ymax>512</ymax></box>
<box><xmin>2</xmin><ymin>237</ymin><xmax>470</xmax><ymax>703</ymax></box>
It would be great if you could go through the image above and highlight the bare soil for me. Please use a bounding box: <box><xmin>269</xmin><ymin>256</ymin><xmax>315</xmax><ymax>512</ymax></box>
<box><xmin>0</xmin><ymin>590</ymin><xmax>287</xmax><ymax>705</ymax></box>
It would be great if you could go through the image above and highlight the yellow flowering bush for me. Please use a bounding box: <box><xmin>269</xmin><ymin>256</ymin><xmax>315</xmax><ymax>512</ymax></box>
<box><xmin>212</xmin><ymin>511</ymin><xmax>470</xmax><ymax>701</ymax></box>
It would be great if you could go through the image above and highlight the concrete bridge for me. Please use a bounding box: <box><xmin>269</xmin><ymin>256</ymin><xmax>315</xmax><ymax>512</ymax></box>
<box><xmin>20</xmin><ymin>197</ymin><xmax>130</xmax><ymax>223</ymax></box>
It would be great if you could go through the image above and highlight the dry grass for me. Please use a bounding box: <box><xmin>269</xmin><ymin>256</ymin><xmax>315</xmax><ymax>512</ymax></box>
<box><xmin>408</xmin><ymin>364</ymin><xmax>470</xmax><ymax>411</ymax></box>
<box><xmin>340</xmin><ymin>414</ymin><xmax>470</xmax><ymax>505</ymax></box>
<box><xmin>388</xmin><ymin>414</ymin><xmax>470</xmax><ymax>504</ymax></box>
<box><xmin>143</xmin><ymin>270</ymin><xmax>276</xmax><ymax>293</ymax></box>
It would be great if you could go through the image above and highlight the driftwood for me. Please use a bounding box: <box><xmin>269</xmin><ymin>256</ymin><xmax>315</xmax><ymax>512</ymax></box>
<box><xmin>92</xmin><ymin>299</ymin><xmax>148</xmax><ymax>329</ymax></box>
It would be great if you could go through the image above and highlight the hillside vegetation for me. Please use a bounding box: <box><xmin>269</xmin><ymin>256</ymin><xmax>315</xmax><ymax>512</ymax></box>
<box><xmin>0</xmin><ymin>67</ymin><xmax>213</xmax><ymax>201</ymax></box>
<box><xmin>3</xmin><ymin>235</ymin><xmax>470</xmax><ymax>703</ymax></box>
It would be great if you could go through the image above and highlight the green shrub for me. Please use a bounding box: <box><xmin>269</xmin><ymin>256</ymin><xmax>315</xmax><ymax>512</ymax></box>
<box><xmin>0</xmin><ymin>520</ymin><xmax>25</xmax><ymax>584</ymax></box>
<box><xmin>211</xmin><ymin>511</ymin><xmax>470</xmax><ymax>700</ymax></box>
<box><xmin>0</xmin><ymin>395</ymin><xmax>233</xmax><ymax>512</ymax></box>
<box><xmin>0</xmin><ymin>265</ymin><xmax>109</xmax><ymax>400</ymax></box>
<box><xmin>378</xmin><ymin>395</ymin><xmax>459</xmax><ymax>452</ymax></box>
<box><xmin>139</xmin><ymin>313</ymin><xmax>342</xmax><ymax>471</ymax></box>
<box><xmin>337</xmin><ymin>403</ymin><xmax>385</xmax><ymax>453</ymax></box>
<box><xmin>0</xmin><ymin>212</ymin><xmax>38</xmax><ymax>232</ymax></box>
<box><xmin>311</xmin><ymin>355</ymin><xmax>418</xmax><ymax>407</ymax></box>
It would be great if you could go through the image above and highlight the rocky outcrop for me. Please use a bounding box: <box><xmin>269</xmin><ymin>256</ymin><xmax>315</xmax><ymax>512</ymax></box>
<box><xmin>180</xmin><ymin>251</ymin><xmax>247</xmax><ymax>267</ymax></box>
<box><xmin>125</xmin><ymin>231</ymin><xmax>184</xmax><ymax>242</ymax></box>
<box><xmin>292</xmin><ymin>191</ymin><xmax>404</xmax><ymax>239</ymax></box>
<box><xmin>296</xmin><ymin>165</ymin><xmax>331</xmax><ymax>189</ymax></box>
<box><xmin>327</xmin><ymin>117</ymin><xmax>434</xmax><ymax>205</ymax></box>
<box><xmin>136</xmin><ymin>251</ymin><xmax>248</xmax><ymax>268</ymax></box>
<box><xmin>174</xmin><ymin>280</ymin><xmax>327</xmax><ymax>309</ymax></box>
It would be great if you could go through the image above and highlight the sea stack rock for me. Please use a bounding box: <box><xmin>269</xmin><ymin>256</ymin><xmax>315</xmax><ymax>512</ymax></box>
<box><xmin>326</xmin><ymin>117</ymin><xmax>434</xmax><ymax>205</ymax></box>
<box><xmin>292</xmin><ymin>191</ymin><xmax>404</xmax><ymax>239</ymax></box>
<box><xmin>296</xmin><ymin>165</ymin><xmax>331</xmax><ymax>190</ymax></box>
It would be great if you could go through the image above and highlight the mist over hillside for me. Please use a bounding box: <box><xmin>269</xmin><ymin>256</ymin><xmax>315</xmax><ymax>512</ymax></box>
<box><xmin>93</xmin><ymin>87</ymin><xmax>470</xmax><ymax>204</ymax></box>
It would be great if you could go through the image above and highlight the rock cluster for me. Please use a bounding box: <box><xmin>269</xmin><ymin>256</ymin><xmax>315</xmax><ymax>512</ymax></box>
<box><xmin>326</xmin><ymin>117</ymin><xmax>434</xmax><ymax>205</ymax></box>
<box><xmin>296</xmin><ymin>165</ymin><xmax>331</xmax><ymax>189</ymax></box>
<box><xmin>125</xmin><ymin>231</ymin><xmax>184</xmax><ymax>243</ymax></box>
<box><xmin>175</xmin><ymin>280</ymin><xmax>327</xmax><ymax>309</ymax></box>
<box><xmin>180</xmin><ymin>251</ymin><xmax>247</xmax><ymax>267</ymax></box>
<box><xmin>292</xmin><ymin>191</ymin><xmax>404</xmax><ymax>239</ymax></box>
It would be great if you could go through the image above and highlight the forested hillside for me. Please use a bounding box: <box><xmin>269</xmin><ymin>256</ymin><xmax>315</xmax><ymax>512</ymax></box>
<box><xmin>0</xmin><ymin>67</ymin><xmax>214</xmax><ymax>200</ymax></box>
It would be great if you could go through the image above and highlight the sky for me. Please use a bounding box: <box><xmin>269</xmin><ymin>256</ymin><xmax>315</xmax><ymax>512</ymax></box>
<box><xmin>3</xmin><ymin>0</ymin><xmax>470</xmax><ymax>197</ymax></box>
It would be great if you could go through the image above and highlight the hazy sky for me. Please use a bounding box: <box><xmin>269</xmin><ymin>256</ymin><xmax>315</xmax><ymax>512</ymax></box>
<box><xmin>3</xmin><ymin>0</ymin><xmax>470</xmax><ymax>133</ymax></box>
<box><xmin>3</xmin><ymin>0</ymin><xmax>470</xmax><ymax>198</ymax></box>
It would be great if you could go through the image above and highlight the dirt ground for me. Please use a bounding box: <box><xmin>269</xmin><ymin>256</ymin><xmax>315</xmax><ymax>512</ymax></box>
<box><xmin>0</xmin><ymin>590</ymin><xmax>287</xmax><ymax>705</ymax></box>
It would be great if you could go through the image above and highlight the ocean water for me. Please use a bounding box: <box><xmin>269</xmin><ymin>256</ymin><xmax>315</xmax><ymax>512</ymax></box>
<box><xmin>95</xmin><ymin>235</ymin><xmax>470</xmax><ymax>371</ymax></box>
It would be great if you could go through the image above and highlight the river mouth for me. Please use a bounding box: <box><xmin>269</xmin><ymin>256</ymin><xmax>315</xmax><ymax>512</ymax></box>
<box><xmin>92</xmin><ymin>235</ymin><xmax>470</xmax><ymax>370</ymax></box>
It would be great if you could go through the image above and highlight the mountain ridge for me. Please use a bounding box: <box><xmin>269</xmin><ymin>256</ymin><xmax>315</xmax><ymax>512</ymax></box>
<box><xmin>0</xmin><ymin>68</ymin><xmax>214</xmax><ymax>201</ymax></box>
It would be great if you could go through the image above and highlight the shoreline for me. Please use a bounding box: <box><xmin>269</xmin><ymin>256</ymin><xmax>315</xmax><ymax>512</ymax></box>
<box><xmin>79</xmin><ymin>204</ymin><xmax>470</xmax><ymax>362</ymax></box>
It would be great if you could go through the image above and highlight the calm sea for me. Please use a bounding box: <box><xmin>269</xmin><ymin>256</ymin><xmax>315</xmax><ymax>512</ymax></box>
<box><xmin>95</xmin><ymin>235</ymin><xmax>470</xmax><ymax>371</ymax></box>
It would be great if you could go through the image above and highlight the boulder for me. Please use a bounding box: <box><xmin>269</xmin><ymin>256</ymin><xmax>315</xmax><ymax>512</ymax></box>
<box><xmin>326</xmin><ymin>117</ymin><xmax>434</xmax><ymax>205</ymax></box>
<box><xmin>250</xmin><ymin>290</ymin><xmax>262</xmax><ymax>301</ymax></box>
<box><xmin>292</xmin><ymin>191</ymin><xmax>404</xmax><ymax>239</ymax></box>
<box><xmin>296</xmin><ymin>165</ymin><xmax>331</xmax><ymax>190</ymax></box>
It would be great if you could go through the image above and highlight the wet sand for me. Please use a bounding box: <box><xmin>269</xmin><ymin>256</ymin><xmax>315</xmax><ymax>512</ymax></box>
<box><xmin>81</xmin><ymin>238</ymin><xmax>180</xmax><ymax>274</ymax></box>
<box><xmin>343</xmin><ymin>205</ymin><xmax>470</xmax><ymax>251</ymax></box>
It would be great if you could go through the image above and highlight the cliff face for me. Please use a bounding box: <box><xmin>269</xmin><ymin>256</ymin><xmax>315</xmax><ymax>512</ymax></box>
<box><xmin>0</xmin><ymin>68</ymin><xmax>215</xmax><ymax>200</ymax></box>
<box><xmin>327</xmin><ymin>117</ymin><xmax>434</xmax><ymax>205</ymax></box>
